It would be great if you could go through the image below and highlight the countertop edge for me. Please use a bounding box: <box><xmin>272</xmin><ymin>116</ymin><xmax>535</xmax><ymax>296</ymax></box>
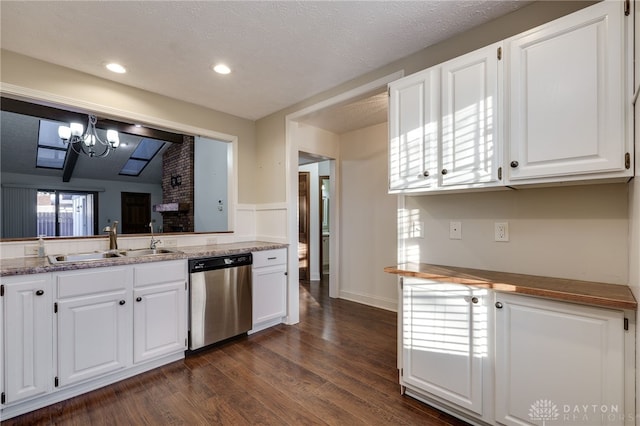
<box><xmin>384</xmin><ymin>263</ymin><xmax>637</xmax><ymax>311</ymax></box>
<box><xmin>0</xmin><ymin>241</ymin><xmax>288</xmax><ymax>277</ymax></box>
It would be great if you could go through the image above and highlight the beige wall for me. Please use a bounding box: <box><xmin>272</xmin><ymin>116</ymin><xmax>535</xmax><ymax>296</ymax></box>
<box><xmin>402</xmin><ymin>184</ymin><xmax>629</xmax><ymax>284</ymax></box>
<box><xmin>0</xmin><ymin>50</ymin><xmax>257</xmax><ymax>204</ymax></box>
<box><xmin>254</xmin><ymin>1</ymin><xmax>593</xmax><ymax>203</ymax></box>
<box><xmin>339</xmin><ymin>122</ymin><xmax>397</xmax><ymax>309</ymax></box>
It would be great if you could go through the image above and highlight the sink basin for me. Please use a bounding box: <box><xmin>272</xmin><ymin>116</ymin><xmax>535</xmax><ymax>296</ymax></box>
<box><xmin>120</xmin><ymin>248</ymin><xmax>178</xmax><ymax>257</ymax></box>
<box><xmin>48</xmin><ymin>251</ymin><xmax>123</xmax><ymax>264</ymax></box>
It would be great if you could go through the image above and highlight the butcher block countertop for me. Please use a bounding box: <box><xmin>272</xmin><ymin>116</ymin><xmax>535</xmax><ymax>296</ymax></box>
<box><xmin>384</xmin><ymin>263</ymin><xmax>637</xmax><ymax>311</ymax></box>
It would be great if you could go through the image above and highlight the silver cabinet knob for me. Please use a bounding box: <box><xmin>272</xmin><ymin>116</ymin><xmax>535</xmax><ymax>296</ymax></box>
<box><xmin>495</xmin><ymin>302</ymin><xmax>503</xmax><ymax>309</ymax></box>
<box><xmin>471</xmin><ymin>297</ymin><xmax>479</xmax><ymax>304</ymax></box>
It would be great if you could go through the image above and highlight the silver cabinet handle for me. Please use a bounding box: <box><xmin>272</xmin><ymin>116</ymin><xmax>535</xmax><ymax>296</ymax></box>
<box><xmin>471</xmin><ymin>297</ymin><xmax>479</xmax><ymax>304</ymax></box>
<box><xmin>36</xmin><ymin>290</ymin><xmax>44</xmax><ymax>296</ymax></box>
<box><xmin>495</xmin><ymin>302</ymin><xmax>503</xmax><ymax>309</ymax></box>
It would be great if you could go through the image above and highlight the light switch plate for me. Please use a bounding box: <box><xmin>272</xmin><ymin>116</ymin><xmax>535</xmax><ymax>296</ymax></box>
<box><xmin>449</xmin><ymin>221</ymin><xmax>462</xmax><ymax>240</ymax></box>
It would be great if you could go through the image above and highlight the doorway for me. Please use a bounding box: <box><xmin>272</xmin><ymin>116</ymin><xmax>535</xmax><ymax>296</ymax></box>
<box><xmin>298</xmin><ymin>172</ymin><xmax>310</xmax><ymax>280</ymax></box>
<box><xmin>121</xmin><ymin>192</ymin><xmax>151</xmax><ymax>234</ymax></box>
<box><xmin>319</xmin><ymin>175</ymin><xmax>330</xmax><ymax>277</ymax></box>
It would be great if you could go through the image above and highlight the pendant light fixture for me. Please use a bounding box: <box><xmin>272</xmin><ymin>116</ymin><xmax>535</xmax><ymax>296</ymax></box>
<box><xmin>58</xmin><ymin>114</ymin><xmax>120</xmax><ymax>158</ymax></box>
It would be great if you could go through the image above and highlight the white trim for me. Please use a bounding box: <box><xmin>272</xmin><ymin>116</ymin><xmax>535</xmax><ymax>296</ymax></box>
<box><xmin>338</xmin><ymin>290</ymin><xmax>397</xmax><ymax>312</ymax></box>
<box><xmin>284</xmin><ymin>70</ymin><xmax>404</xmax><ymax>317</ymax></box>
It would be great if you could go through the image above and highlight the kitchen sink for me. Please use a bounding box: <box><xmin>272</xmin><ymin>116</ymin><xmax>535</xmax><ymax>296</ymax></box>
<box><xmin>119</xmin><ymin>248</ymin><xmax>178</xmax><ymax>257</ymax></box>
<box><xmin>48</xmin><ymin>248</ymin><xmax>180</xmax><ymax>264</ymax></box>
<box><xmin>48</xmin><ymin>251</ymin><xmax>123</xmax><ymax>264</ymax></box>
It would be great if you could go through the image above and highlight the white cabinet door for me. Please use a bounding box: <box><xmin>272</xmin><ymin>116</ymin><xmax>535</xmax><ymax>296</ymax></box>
<box><xmin>133</xmin><ymin>281</ymin><xmax>186</xmax><ymax>364</ymax></box>
<box><xmin>495</xmin><ymin>293</ymin><xmax>625</xmax><ymax>426</ymax></box>
<box><xmin>3</xmin><ymin>275</ymin><xmax>52</xmax><ymax>404</ymax></box>
<box><xmin>506</xmin><ymin>1</ymin><xmax>630</xmax><ymax>183</ymax></box>
<box><xmin>388</xmin><ymin>66</ymin><xmax>440</xmax><ymax>192</ymax></box>
<box><xmin>402</xmin><ymin>278</ymin><xmax>487</xmax><ymax>415</ymax></box>
<box><xmin>441</xmin><ymin>42</ymin><xmax>501</xmax><ymax>188</ymax></box>
<box><xmin>252</xmin><ymin>264</ymin><xmax>287</xmax><ymax>326</ymax></box>
<box><xmin>56</xmin><ymin>267</ymin><xmax>132</xmax><ymax>387</ymax></box>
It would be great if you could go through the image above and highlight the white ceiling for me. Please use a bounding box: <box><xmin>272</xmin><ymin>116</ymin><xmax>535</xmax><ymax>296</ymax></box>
<box><xmin>0</xmin><ymin>1</ymin><xmax>528</xmax><ymax>122</ymax></box>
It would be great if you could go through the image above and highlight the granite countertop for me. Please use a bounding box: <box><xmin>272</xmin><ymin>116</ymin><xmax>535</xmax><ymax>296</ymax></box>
<box><xmin>0</xmin><ymin>241</ymin><xmax>287</xmax><ymax>277</ymax></box>
<box><xmin>384</xmin><ymin>262</ymin><xmax>637</xmax><ymax>311</ymax></box>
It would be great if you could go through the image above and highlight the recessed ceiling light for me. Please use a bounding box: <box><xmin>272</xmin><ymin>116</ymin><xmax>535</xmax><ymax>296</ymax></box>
<box><xmin>106</xmin><ymin>63</ymin><xmax>127</xmax><ymax>74</ymax></box>
<box><xmin>213</xmin><ymin>64</ymin><xmax>231</xmax><ymax>75</ymax></box>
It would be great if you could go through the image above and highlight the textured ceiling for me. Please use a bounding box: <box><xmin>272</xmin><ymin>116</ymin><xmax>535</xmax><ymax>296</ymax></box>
<box><xmin>0</xmin><ymin>1</ymin><xmax>528</xmax><ymax>122</ymax></box>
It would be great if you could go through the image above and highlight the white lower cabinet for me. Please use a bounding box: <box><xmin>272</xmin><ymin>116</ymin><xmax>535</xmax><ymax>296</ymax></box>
<box><xmin>1</xmin><ymin>274</ymin><xmax>53</xmax><ymax>405</ymax></box>
<box><xmin>56</xmin><ymin>267</ymin><xmax>132</xmax><ymax>387</ymax></box>
<box><xmin>1</xmin><ymin>260</ymin><xmax>188</xmax><ymax>421</ymax></box>
<box><xmin>133</xmin><ymin>261</ymin><xmax>187</xmax><ymax>364</ymax></box>
<box><xmin>402</xmin><ymin>278</ymin><xmax>490</xmax><ymax>419</ymax></box>
<box><xmin>251</xmin><ymin>249</ymin><xmax>287</xmax><ymax>333</ymax></box>
<box><xmin>400</xmin><ymin>278</ymin><xmax>632</xmax><ymax>426</ymax></box>
<box><xmin>495</xmin><ymin>293</ymin><xmax>627</xmax><ymax>426</ymax></box>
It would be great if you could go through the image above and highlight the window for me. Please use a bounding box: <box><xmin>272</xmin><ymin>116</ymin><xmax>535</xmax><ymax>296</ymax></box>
<box><xmin>37</xmin><ymin>190</ymin><xmax>97</xmax><ymax>236</ymax></box>
<box><xmin>36</xmin><ymin>119</ymin><xmax>69</xmax><ymax>169</ymax></box>
<box><xmin>119</xmin><ymin>137</ymin><xmax>165</xmax><ymax>176</ymax></box>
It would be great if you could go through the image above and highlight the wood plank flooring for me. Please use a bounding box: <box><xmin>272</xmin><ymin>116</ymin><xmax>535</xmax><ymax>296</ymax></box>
<box><xmin>3</xmin><ymin>278</ymin><xmax>468</xmax><ymax>425</ymax></box>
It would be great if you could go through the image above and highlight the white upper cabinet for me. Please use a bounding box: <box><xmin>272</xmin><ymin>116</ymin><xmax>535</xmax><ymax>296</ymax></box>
<box><xmin>440</xmin><ymin>43</ymin><xmax>502</xmax><ymax>188</ymax></box>
<box><xmin>389</xmin><ymin>43</ymin><xmax>502</xmax><ymax>193</ymax></box>
<box><xmin>389</xmin><ymin>1</ymin><xmax>632</xmax><ymax>193</ymax></box>
<box><xmin>389</xmin><ymin>66</ymin><xmax>440</xmax><ymax>192</ymax></box>
<box><xmin>505</xmin><ymin>1</ymin><xmax>632</xmax><ymax>184</ymax></box>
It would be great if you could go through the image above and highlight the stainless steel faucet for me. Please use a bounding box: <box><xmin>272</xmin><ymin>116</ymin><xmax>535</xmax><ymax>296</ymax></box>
<box><xmin>103</xmin><ymin>220</ymin><xmax>119</xmax><ymax>250</ymax></box>
<box><xmin>149</xmin><ymin>222</ymin><xmax>160</xmax><ymax>249</ymax></box>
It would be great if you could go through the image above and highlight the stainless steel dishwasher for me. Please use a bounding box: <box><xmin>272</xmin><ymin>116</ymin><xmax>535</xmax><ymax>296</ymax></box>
<box><xmin>188</xmin><ymin>253</ymin><xmax>252</xmax><ymax>350</ymax></box>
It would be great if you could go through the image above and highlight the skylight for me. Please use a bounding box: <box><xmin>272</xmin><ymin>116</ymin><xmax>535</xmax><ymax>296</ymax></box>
<box><xmin>119</xmin><ymin>137</ymin><xmax>165</xmax><ymax>176</ymax></box>
<box><xmin>36</xmin><ymin>119</ymin><xmax>69</xmax><ymax>169</ymax></box>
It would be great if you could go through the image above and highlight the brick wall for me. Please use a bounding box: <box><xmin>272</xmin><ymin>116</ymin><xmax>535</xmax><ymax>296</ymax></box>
<box><xmin>161</xmin><ymin>135</ymin><xmax>194</xmax><ymax>232</ymax></box>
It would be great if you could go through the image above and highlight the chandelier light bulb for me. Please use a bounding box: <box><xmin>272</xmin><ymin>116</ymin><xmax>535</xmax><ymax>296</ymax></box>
<box><xmin>70</xmin><ymin>122</ymin><xmax>83</xmax><ymax>136</ymax></box>
<box><xmin>107</xmin><ymin>130</ymin><xmax>120</xmax><ymax>148</ymax></box>
<box><xmin>58</xmin><ymin>126</ymin><xmax>71</xmax><ymax>141</ymax></box>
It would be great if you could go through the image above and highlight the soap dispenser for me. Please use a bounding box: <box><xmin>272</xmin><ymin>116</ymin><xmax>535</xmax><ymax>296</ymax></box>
<box><xmin>37</xmin><ymin>235</ymin><xmax>45</xmax><ymax>258</ymax></box>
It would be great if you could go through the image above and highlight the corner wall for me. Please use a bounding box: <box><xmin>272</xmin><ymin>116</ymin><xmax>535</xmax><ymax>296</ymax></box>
<box><xmin>339</xmin><ymin>122</ymin><xmax>397</xmax><ymax>310</ymax></box>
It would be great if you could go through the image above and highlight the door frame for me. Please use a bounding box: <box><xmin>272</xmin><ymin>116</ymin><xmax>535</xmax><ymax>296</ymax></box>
<box><xmin>298</xmin><ymin>171</ymin><xmax>310</xmax><ymax>280</ymax></box>
<box><xmin>285</xmin><ymin>70</ymin><xmax>403</xmax><ymax>320</ymax></box>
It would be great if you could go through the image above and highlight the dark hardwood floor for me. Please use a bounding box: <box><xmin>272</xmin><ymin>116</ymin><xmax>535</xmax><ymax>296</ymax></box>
<box><xmin>3</xmin><ymin>277</ymin><xmax>468</xmax><ymax>425</ymax></box>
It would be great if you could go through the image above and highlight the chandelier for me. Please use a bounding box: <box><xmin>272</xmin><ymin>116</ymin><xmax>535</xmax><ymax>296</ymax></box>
<box><xmin>58</xmin><ymin>114</ymin><xmax>120</xmax><ymax>158</ymax></box>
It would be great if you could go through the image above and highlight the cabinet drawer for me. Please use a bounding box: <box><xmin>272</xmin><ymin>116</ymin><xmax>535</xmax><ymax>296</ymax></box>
<box><xmin>57</xmin><ymin>267</ymin><xmax>130</xmax><ymax>298</ymax></box>
<box><xmin>252</xmin><ymin>249</ymin><xmax>287</xmax><ymax>268</ymax></box>
<box><xmin>133</xmin><ymin>260</ymin><xmax>186</xmax><ymax>287</ymax></box>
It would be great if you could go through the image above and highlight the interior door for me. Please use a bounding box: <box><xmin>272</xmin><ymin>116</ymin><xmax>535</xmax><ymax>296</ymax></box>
<box><xmin>121</xmin><ymin>192</ymin><xmax>151</xmax><ymax>234</ymax></box>
<box><xmin>298</xmin><ymin>172</ymin><xmax>310</xmax><ymax>281</ymax></box>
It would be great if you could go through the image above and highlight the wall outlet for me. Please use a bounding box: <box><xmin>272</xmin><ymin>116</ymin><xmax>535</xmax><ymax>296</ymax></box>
<box><xmin>495</xmin><ymin>222</ymin><xmax>509</xmax><ymax>242</ymax></box>
<box><xmin>163</xmin><ymin>238</ymin><xmax>178</xmax><ymax>248</ymax></box>
<box><xmin>24</xmin><ymin>245</ymin><xmax>39</xmax><ymax>256</ymax></box>
<box><xmin>206</xmin><ymin>237</ymin><xmax>218</xmax><ymax>245</ymax></box>
<box><xmin>449</xmin><ymin>221</ymin><xmax>462</xmax><ymax>240</ymax></box>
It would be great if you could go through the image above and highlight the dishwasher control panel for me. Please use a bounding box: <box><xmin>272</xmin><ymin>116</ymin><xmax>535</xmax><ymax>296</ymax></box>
<box><xmin>189</xmin><ymin>253</ymin><xmax>252</xmax><ymax>272</ymax></box>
